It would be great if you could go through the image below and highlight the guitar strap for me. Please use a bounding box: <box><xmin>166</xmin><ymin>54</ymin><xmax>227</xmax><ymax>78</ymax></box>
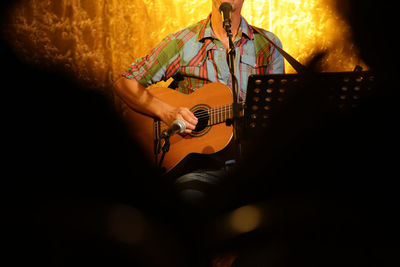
<box><xmin>251</xmin><ymin>26</ymin><xmax>308</xmax><ymax>74</ymax></box>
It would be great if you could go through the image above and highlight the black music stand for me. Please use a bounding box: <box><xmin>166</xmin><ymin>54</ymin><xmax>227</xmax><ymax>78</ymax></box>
<box><xmin>243</xmin><ymin>71</ymin><xmax>377</xmax><ymax>139</ymax></box>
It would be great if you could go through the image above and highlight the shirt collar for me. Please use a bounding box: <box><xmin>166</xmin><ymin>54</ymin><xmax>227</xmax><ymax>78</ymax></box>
<box><xmin>198</xmin><ymin>13</ymin><xmax>254</xmax><ymax>42</ymax></box>
<box><xmin>240</xmin><ymin>16</ymin><xmax>255</xmax><ymax>40</ymax></box>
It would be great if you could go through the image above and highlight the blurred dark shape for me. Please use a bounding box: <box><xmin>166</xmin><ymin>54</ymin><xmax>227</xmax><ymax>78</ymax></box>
<box><xmin>199</xmin><ymin>1</ymin><xmax>400</xmax><ymax>266</ymax></box>
<box><xmin>3</xmin><ymin>1</ymin><xmax>400</xmax><ymax>267</ymax></box>
<box><xmin>1</xmin><ymin>30</ymin><xmax>184</xmax><ymax>266</ymax></box>
<box><xmin>1</xmin><ymin>1</ymin><xmax>191</xmax><ymax>266</ymax></box>
<box><xmin>335</xmin><ymin>0</ymin><xmax>399</xmax><ymax>79</ymax></box>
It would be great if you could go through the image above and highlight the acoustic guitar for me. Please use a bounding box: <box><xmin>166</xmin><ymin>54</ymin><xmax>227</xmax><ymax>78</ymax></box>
<box><xmin>121</xmin><ymin>82</ymin><xmax>238</xmax><ymax>173</ymax></box>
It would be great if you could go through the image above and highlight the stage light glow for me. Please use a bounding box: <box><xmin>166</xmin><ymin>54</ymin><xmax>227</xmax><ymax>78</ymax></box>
<box><xmin>6</xmin><ymin>0</ymin><xmax>365</xmax><ymax>90</ymax></box>
<box><xmin>229</xmin><ymin>205</ymin><xmax>262</xmax><ymax>233</ymax></box>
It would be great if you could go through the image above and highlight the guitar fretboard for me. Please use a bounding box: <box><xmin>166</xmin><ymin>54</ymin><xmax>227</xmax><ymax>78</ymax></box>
<box><xmin>207</xmin><ymin>104</ymin><xmax>232</xmax><ymax>126</ymax></box>
<box><xmin>155</xmin><ymin>102</ymin><xmax>243</xmax><ymax>136</ymax></box>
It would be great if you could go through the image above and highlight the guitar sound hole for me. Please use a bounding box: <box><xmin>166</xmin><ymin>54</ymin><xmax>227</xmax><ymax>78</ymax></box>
<box><xmin>193</xmin><ymin>109</ymin><xmax>209</xmax><ymax>133</ymax></box>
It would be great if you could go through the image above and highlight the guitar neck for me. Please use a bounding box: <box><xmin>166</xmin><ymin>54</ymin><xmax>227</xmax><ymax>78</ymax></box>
<box><xmin>207</xmin><ymin>102</ymin><xmax>244</xmax><ymax>126</ymax></box>
<box><xmin>208</xmin><ymin>104</ymin><xmax>232</xmax><ymax>126</ymax></box>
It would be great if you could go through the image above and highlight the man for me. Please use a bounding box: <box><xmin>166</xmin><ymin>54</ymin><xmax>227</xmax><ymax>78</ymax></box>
<box><xmin>113</xmin><ymin>0</ymin><xmax>284</xmax><ymax>207</ymax></box>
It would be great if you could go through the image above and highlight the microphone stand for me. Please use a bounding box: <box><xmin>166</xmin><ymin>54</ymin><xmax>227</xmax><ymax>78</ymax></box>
<box><xmin>159</xmin><ymin>135</ymin><xmax>170</xmax><ymax>169</ymax></box>
<box><xmin>224</xmin><ymin>23</ymin><xmax>242</xmax><ymax>162</ymax></box>
<box><xmin>155</xmin><ymin>131</ymin><xmax>170</xmax><ymax>174</ymax></box>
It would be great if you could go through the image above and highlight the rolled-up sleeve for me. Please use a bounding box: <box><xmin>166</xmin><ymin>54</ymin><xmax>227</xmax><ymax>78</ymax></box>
<box><xmin>121</xmin><ymin>34</ymin><xmax>181</xmax><ymax>87</ymax></box>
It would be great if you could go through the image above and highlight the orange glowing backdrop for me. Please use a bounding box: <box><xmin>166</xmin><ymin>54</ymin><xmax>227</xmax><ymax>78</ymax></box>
<box><xmin>6</xmin><ymin>0</ymin><xmax>365</xmax><ymax>92</ymax></box>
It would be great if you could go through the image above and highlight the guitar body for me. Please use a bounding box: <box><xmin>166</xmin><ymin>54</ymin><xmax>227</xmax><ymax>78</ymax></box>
<box><xmin>122</xmin><ymin>82</ymin><xmax>233</xmax><ymax>173</ymax></box>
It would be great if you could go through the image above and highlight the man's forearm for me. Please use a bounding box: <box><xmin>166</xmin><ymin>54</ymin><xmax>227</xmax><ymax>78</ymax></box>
<box><xmin>113</xmin><ymin>77</ymin><xmax>198</xmax><ymax>133</ymax></box>
<box><xmin>113</xmin><ymin>77</ymin><xmax>170</xmax><ymax>120</ymax></box>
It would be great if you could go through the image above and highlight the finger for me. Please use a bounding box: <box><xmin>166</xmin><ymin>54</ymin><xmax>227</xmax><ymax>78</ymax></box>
<box><xmin>180</xmin><ymin>108</ymin><xmax>198</xmax><ymax>125</ymax></box>
<box><xmin>183</xmin><ymin>129</ymin><xmax>192</xmax><ymax>134</ymax></box>
<box><xmin>185</xmin><ymin>113</ymin><xmax>198</xmax><ymax>126</ymax></box>
<box><xmin>184</xmin><ymin>122</ymin><xmax>196</xmax><ymax>131</ymax></box>
<box><xmin>181</xmin><ymin>122</ymin><xmax>194</xmax><ymax>134</ymax></box>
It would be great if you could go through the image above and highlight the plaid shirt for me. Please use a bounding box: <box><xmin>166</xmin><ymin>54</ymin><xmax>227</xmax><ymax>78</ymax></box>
<box><xmin>122</xmin><ymin>14</ymin><xmax>284</xmax><ymax>100</ymax></box>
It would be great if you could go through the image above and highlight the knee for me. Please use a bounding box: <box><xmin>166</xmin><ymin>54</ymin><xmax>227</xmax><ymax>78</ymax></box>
<box><xmin>178</xmin><ymin>188</ymin><xmax>207</xmax><ymax>208</ymax></box>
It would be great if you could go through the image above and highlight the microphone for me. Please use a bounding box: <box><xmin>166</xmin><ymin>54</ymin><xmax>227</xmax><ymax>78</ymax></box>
<box><xmin>219</xmin><ymin>2</ymin><xmax>232</xmax><ymax>31</ymax></box>
<box><xmin>161</xmin><ymin>120</ymin><xmax>186</xmax><ymax>138</ymax></box>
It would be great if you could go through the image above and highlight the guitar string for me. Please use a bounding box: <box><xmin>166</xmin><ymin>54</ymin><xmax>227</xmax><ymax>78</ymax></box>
<box><xmin>192</xmin><ymin>105</ymin><xmax>236</xmax><ymax>119</ymax></box>
<box><xmin>158</xmin><ymin>108</ymin><xmax>232</xmax><ymax>126</ymax></box>
<box><xmin>193</xmin><ymin>101</ymin><xmax>244</xmax><ymax>119</ymax></box>
<box><xmin>159</xmin><ymin>104</ymin><xmax>244</xmax><ymax>129</ymax></box>
<box><xmin>194</xmin><ymin>107</ymin><xmax>232</xmax><ymax>117</ymax></box>
<box><xmin>194</xmin><ymin>109</ymin><xmax>233</xmax><ymax>122</ymax></box>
